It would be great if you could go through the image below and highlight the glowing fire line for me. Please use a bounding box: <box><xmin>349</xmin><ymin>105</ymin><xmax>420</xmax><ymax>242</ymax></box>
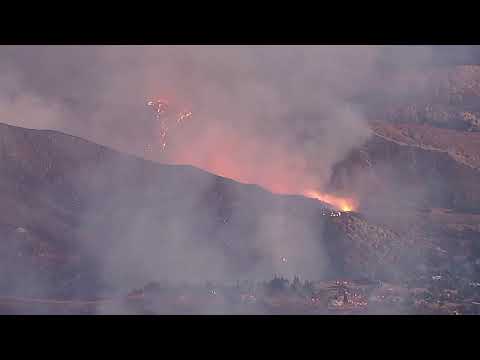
<box><xmin>145</xmin><ymin>97</ymin><xmax>358</xmax><ymax>212</ymax></box>
<box><xmin>303</xmin><ymin>190</ymin><xmax>357</xmax><ymax>212</ymax></box>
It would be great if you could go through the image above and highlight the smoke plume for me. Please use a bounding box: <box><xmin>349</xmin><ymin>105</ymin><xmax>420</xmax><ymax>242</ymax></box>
<box><xmin>1</xmin><ymin>45</ymin><xmax>478</xmax><ymax>311</ymax></box>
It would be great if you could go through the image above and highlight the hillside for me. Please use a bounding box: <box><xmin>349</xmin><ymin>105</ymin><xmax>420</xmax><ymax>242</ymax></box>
<box><xmin>1</xmin><ymin>122</ymin><xmax>407</xmax><ymax>302</ymax></box>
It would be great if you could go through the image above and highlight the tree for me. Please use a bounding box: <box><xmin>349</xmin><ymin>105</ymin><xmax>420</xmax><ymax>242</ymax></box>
<box><xmin>267</xmin><ymin>275</ymin><xmax>289</xmax><ymax>293</ymax></box>
<box><xmin>291</xmin><ymin>276</ymin><xmax>301</xmax><ymax>292</ymax></box>
<box><xmin>303</xmin><ymin>280</ymin><xmax>314</xmax><ymax>295</ymax></box>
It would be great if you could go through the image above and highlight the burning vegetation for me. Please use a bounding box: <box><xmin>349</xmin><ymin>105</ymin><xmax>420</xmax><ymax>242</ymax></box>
<box><xmin>144</xmin><ymin>98</ymin><xmax>358</xmax><ymax>212</ymax></box>
<box><xmin>303</xmin><ymin>190</ymin><xmax>358</xmax><ymax>212</ymax></box>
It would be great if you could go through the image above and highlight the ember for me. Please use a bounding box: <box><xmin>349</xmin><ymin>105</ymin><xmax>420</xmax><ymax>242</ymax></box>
<box><xmin>146</xmin><ymin>99</ymin><xmax>193</xmax><ymax>152</ymax></box>
<box><xmin>177</xmin><ymin>111</ymin><xmax>193</xmax><ymax>123</ymax></box>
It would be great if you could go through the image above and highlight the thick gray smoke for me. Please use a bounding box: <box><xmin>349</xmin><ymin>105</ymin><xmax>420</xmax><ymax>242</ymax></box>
<box><xmin>1</xmin><ymin>46</ymin><xmax>477</xmax><ymax>312</ymax></box>
<box><xmin>0</xmin><ymin>46</ymin><xmax>408</xmax><ymax>195</ymax></box>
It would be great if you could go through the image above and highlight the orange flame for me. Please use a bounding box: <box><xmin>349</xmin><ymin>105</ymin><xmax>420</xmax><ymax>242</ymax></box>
<box><xmin>303</xmin><ymin>190</ymin><xmax>358</xmax><ymax>212</ymax></box>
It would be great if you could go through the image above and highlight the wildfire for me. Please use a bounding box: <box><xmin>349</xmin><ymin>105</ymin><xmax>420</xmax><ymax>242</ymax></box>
<box><xmin>144</xmin><ymin>97</ymin><xmax>359</xmax><ymax>212</ymax></box>
<box><xmin>303</xmin><ymin>190</ymin><xmax>358</xmax><ymax>212</ymax></box>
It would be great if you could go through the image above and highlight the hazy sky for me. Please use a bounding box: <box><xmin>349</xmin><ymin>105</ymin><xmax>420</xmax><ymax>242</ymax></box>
<box><xmin>3</xmin><ymin>45</ymin><xmax>475</xmax><ymax>193</ymax></box>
